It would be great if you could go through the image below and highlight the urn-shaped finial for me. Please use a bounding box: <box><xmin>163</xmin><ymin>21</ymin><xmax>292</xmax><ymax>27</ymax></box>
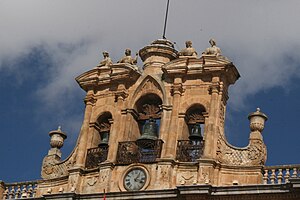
<box><xmin>248</xmin><ymin>108</ymin><xmax>268</xmax><ymax>132</ymax></box>
<box><xmin>49</xmin><ymin>126</ymin><xmax>67</xmax><ymax>149</ymax></box>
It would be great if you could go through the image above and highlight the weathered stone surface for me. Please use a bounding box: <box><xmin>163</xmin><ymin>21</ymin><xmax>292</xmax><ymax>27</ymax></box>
<box><xmin>5</xmin><ymin>39</ymin><xmax>296</xmax><ymax>200</ymax></box>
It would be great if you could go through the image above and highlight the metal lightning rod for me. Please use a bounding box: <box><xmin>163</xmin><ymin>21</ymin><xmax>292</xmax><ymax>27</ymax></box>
<box><xmin>162</xmin><ymin>0</ymin><xmax>170</xmax><ymax>39</ymax></box>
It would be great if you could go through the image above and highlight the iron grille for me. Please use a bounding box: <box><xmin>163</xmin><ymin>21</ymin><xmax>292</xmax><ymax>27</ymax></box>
<box><xmin>85</xmin><ymin>146</ymin><xmax>109</xmax><ymax>169</ymax></box>
<box><xmin>176</xmin><ymin>140</ymin><xmax>204</xmax><ymax>162</ymax></box>
<box><xmin>116</xmin><ymin>139</ymin><xmax>163</xmax><ymax>164</ymax></box>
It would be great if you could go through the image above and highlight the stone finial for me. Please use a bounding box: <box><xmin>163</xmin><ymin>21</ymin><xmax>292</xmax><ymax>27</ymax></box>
<box><xmin>178</xmin><ymin>40</ymin><xmax>198</xmax><ymax>58</ymax></box>
<box><xmin>49</xmin><ymin>126</ymin><xmax>67</xmax><ymax>149</ymax></box>
<box><xmin>117</xmin><ymin>48</ymin><xmax>138</xmax><ymax>65</ymax></box>
<box><xmin>248</xmin><ymin>108</ymin><xmax>268</xmax><ymax>133</ymax></box>
<box><xmin>202</xmin><ymin>38</ymin><xmax>222</xmax><ymax>56</ymax></box>
<box><xmin>47</xmin><ymin>126</ymin><xmax>67</xmax><ymax>158</ymax></box>
<box><xmin>98</xmin><ymin>51</ymin><xmax>113</xmax><ymax>67</ymax></box>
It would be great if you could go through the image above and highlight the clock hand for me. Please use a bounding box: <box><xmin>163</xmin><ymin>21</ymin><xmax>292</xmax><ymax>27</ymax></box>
<box><xmin>135</xmin><ymin>178</ymin><xmax>144</xmax><ymax>184</ymax></box>
<box><xmin>134</xmin><ymin>171</ymin><xmax>141</xmax><ymax>181</ymax></box>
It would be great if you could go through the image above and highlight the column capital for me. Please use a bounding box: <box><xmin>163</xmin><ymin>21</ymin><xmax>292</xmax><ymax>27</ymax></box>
<box><xmin>171</xmin><ymin>83</ymin><xmax>185</xmax><ymax>96</ymax></box>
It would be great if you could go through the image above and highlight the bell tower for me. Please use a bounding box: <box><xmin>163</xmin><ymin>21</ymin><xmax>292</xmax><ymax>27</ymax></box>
<box><xmin>38</xmin><ymin>38</ymin><xmax>268</xmax><ymax>197</ymax></box>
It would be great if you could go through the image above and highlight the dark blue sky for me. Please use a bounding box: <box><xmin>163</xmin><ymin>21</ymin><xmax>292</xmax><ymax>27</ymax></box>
<box><xmin>1</xmin><ymin>1</ymin><xmax>300</xmax><ymax>183</ymax></box>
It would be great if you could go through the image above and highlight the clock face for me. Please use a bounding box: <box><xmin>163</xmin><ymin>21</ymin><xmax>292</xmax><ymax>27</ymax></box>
<box><xmin>124</xmin><ymin>168</ymin><xmax>147</xmax><ymax>191</ymax></box>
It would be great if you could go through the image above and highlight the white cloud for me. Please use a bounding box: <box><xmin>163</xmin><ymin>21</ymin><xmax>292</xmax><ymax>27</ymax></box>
<box><xmin>2</xmin><ymin>0</ymin><xmax>300</xmax><ymax>130</ymax></box>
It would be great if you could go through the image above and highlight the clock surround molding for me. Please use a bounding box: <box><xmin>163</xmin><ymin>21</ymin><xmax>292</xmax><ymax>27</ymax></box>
<box><xmin>118</xmin><ymin>164</ymin><xmax>151</xmax><ymax>192</ymax></box>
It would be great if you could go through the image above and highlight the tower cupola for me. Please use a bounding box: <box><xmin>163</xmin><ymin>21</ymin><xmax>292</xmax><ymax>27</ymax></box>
<box><xmin>139</xmin><ymin>39</ymin><xmax>178</xmax><ymax>73</ymax></box>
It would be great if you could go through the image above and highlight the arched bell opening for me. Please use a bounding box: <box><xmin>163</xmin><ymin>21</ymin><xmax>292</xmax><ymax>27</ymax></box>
<box><xmin>115</xmin><ymin>94</ymin><xmax>164</xmax><ymax>164</ymax></box>
<box><xmin>85</xmin><ymin>112</ymin><xmax>112</xmax><ymax>169</ymax></box>
<box><xmin>176</xmin><ymin>104</ymin><xmax>206</xmax><ymax>162</ymax></box>
<box><xmin>96</xmin><ymin>112</ymin><xmax>113</xmax><ymax>147</ymax></box>
<box><xmin>185</xmin><ymin>105</ymin><xmax>206</xmax><ymax>143</ymax></box>
<box><xmin>135</xmin><ymin>93</ymin><xmax>162</xmax><ymax>146</ymax></box>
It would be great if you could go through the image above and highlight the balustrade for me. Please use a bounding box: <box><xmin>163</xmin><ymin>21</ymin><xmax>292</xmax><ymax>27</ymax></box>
<box><xmin>2</xmin><ymin>181</ymin><xmax>37</xmax><ymax>199</ymax></box>
<box><xmin>85</xmin><ymin>146</ymin><xmax>109</xmax><ymax>169</ymax></box>
<box><xmin>116</xmin><ymin>139</ymin><xmax>163</xmax><ymax>164</ymax></box>
<box><xmin>176</xmin><ymin>140</ymin><xmax>204</xmax><ymax>162</ymax></box>
<box><xmin>263</xmin><ymin>165</ymin><xmax>300</xmax><ymax>184</ymax></box>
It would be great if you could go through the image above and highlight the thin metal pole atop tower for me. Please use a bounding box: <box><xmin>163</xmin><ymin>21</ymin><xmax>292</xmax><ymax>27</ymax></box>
<box><xmin>162</xmin><ymin>0</ymin><xmax>170</xmax><ymax>39</ymax></box>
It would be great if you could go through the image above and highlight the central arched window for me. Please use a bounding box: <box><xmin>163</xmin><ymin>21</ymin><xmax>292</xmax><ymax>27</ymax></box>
<box><xmin>135</xmin><ymin>93</ymin><xmax>162</xmax><ymax>142</ymax></box>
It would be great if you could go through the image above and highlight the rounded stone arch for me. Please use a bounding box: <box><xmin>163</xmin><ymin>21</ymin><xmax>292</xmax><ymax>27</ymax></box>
<box><xmin>179</xmin><ymin>98</ymin><xmax>209</xmax><ymax>141</ymax></box>
<box><xmin>129</xmin><ymin>74</ymin><xmax>167</xmax><ymax>108</ymax></box>
<box><xmin>131</xmin><ymin>92</ymin><xmax>163</xmax><ymax>140</ymax></box>
<box><xmin>91</xmin><ymin>105</ymin><xmax>118</xmax><ymax>124</ymax></box>
<box><xmin>88</xmin><ymin>105</ymin><xmax>118</xmax><ymax>148</ymax></box>
<box><xmin>179</xmin><ymin>97</ymin><xmax>210</xmax><ymax>115</ymax></box>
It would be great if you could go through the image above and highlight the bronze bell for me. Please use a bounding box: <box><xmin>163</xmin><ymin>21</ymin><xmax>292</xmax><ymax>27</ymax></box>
<box><xmin>189</xmin><ymin>123</ymin><xmax>203</xmax><ymax>141</ymax></box>
<box><xmin>99</xmin><ymin>131</ymin><xmax>109</xmax><ymax>147</ymax></box>
<box><xmin>137</xmin><ymin>118</ymin><xmax>158</xmax><ymax>141</ymax></box>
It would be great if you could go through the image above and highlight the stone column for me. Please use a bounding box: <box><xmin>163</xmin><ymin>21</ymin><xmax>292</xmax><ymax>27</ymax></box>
<box><xmin>203</xmin><ymin>76</ymin><xmax>220</xmax><ymax>159</ymax></box>
<box><xmin>164</xmin><ymin>77</ymin><xmax>184</xmax><ymax>158</ymax></box>
<box><xmin>75</xmin><ymin>90</ymin><xmax>95</xmax><ymax>167</ymax></box>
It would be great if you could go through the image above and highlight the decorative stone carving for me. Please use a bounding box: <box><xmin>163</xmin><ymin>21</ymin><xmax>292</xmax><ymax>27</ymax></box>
<box><xmin>41</xmin><ymin>127</ymin><xmax>70</xmax><ymax>179</ymax></box>
<box><xmin>177</xmin><ymin>172</ymin><xmax>197</xmax><ymax>186</ymax></box>
<box><xmin>49</xmin><ymin>126</ymin><xmax>67</xmax><ymax>151</ymax></box>
<box><xmin>178</xmin><ymin>40</ymin><xmax>198</xmax><ymax>58</ymax></box>
<box><xmin>134</xmin><ymin>77</ymin><xmax>162</xmax><ymax>114</ymax></box>
<box><xmin>201</xmin><ymin>172</ymin><xmax>210</xmax><ymax>184</ymax></box>
<box><xmin>158</xmin><ymin>165</ymin><xmax>170</xmax><ymax>182</ymax></box>
<box><xmin>140</xmin><ymin>104</ymin><xmax>161</xmax><ymax>118</ymax></box>
<box><xmin>216</xmin><ymin>107</ymin><xmax>267</xmax><ymax>167</ymax></box>
<box><xmin>140</xmin><ymin>78</ymin><xmax>162</xmax><ymax>96</ymax></box>
<box><xmin>41</xmin><ymin>156</ymin><xmax>69</xmax><ymax>179</ymax></box>
<box><xmin>98</xmin><ymin>51</ymin><xmax>113</xmax><ymax>67</ymax></box>
<box><xmin>98</xmin><ymin>168</ymin><xmax>111</xmax><ymax>189</ymax></box>
<box><xmin>118</xmin><ymin>48</ymin><xmax>138</xmax><ymax>65</ymax></box>
<box><xmin>87</xmin><ymin>177</ymin><xmax>98</xmax><ymax>186</ymax></box>
<box><xmin>219</xmin><ymin>103</ymin><xmax>225</xmax><ymax>128</ymax></box>
<box><xmin>171</xmin><ymin>83</ymin><xmax>185</xmax><ymax>96</ymax></box>
<box><xmin>58</xmin><ymin>187</ymin><xmax>64</xmax><ymax>193</ymax></box>
<box><xmin>248</xmin><ymin>108</ymin><xmax>268</xmax><ymax>132</ymax></box>
<box><xmin>202</xmin><ymin>39</ymin><xmax>221</xmax><ymax>56</ymax></box>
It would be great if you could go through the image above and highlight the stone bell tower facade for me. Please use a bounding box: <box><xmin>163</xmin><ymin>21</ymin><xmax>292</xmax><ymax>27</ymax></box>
<box><xmin>33</xmin><ymin>38</ymin><xmax>269</xmax><ymax>199</ymax></box>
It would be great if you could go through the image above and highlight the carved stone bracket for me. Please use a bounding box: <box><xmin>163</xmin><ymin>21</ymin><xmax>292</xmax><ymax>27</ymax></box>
<box><xmin>209</xmin><ymin>82</ymin><xmax>220</xmax><ymax>94</ymax></box>
<box><xmin>84</xmin><ymin>96</ymin><xmax>97</xmax><ymax>106</ymax></box>
<box><xmin>114</xmin><ymin>90</ymin><xmax>128</xmax><ymax>102</ymax></box>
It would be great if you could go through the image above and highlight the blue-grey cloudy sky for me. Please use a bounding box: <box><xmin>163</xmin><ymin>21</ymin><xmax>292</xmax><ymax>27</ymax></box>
<box><xmin>1</xmin><ymin>0</ymin><xmax>300</xmax><ymax>182</ymax></box>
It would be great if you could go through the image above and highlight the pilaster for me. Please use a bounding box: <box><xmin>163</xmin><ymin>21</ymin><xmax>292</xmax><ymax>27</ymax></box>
<box><xmin>164</xmin><ymin>77</ymin><xmax>184</xmax><ymax>158</ymax></box>
<box><xmin>203</xmin><ymin>76</ymin><xmax>221</xmax><ymax>159</ymax></box>
<box><xmin>75</xmin><ymin>90</ymin><xmax>96</xmax><ymax>168</ymax></box>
